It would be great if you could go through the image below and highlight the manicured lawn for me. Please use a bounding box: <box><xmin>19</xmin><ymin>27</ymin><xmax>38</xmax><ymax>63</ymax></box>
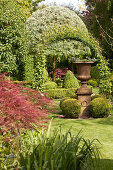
<box><xmin>48</xmin><ymin>100</ymin><xmax>113</xmax><ymax>170</ymax></box>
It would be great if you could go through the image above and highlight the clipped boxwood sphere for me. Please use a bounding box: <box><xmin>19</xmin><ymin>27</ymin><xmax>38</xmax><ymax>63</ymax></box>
<box><xmin>63</xmin><ymin>71</ymin><xmax>79</xmax><ymax>89</ymax></box>
<box><xmin>89</xmin><ymin>97</ymin><xmax>112</xmax><ymax>118</ymax></box>
<box><xmin>60</xmin><ymin>97</ymin><xmax>70</xmax><ymax>109</ymax></box>
<box><xmin>42</xmin><ymin>81</ymin><xmax>57</xmax><ymax>90</ymax></box>
<box><xmin>61</xmin><ymin>98</ymin><xmax>81</xmax><ymax>118</ymax></box>
<box><xmin>91</xmin><ymin>94</ymin><xmax>105</xmax><ymax>101</ymax></box>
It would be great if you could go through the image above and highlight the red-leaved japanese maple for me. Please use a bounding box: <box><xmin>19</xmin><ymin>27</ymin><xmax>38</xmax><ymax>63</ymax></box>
<box><xmin>0</xmin><ymin>73</ymin><xmax>53</xmax><ymax>135</ymax></box>
<box><xmin>49</xmin><ymin>68</ymin><xmax>69</xmax><ymax>79</ymax></box>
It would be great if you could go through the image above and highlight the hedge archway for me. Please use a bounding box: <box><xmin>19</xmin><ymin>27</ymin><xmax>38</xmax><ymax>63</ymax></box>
<box><xmin>26</xmin><ymin>6</ymin><xmax>110</xmax><ymax>87</ymax></box>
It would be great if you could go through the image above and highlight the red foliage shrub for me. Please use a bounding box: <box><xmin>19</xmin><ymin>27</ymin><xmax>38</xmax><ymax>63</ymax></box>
<box><xmin>49</xmin><ymin>68</ymin><xmax>69</xmax><ymax>79</ymax></box>
<box><xmin>0</xmin><ymin>74</ymin><xmax>53</xmax><ymax>135</ymax></box>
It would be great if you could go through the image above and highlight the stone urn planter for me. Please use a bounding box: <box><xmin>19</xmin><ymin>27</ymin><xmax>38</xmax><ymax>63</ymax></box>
<box><xmin>74</xmin><ymin>61</ymin><xmax>94</xmax><ymax>117</ymax></box>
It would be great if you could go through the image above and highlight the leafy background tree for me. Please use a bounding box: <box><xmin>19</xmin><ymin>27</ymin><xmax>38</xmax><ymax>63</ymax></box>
<box><xmin>0</xmin><ymin>0</ymin><xmax>45</xmax><ymax>81</ymax></box>
<box><xmin>0</xmin><ymin>0</ymin><xmax>29</xmax><ymax>80</ymax></box>
<box><xmin>84</xmin><ymin>0</ymin><xmax>113</xmax><ymax>68</ymax></box>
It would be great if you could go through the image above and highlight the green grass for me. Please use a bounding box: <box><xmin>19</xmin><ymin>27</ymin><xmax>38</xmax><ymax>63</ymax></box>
<box><xmin>48</xmin><ymin>100</ymin><xmax>113</xmax><ymax>170</ymax></box>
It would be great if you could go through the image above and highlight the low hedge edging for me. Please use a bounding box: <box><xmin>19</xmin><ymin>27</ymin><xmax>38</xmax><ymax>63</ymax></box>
<box><xmin>44</xmin><ymin>88</ymin><xmax>77</xmax><ymax>99</ymax></box>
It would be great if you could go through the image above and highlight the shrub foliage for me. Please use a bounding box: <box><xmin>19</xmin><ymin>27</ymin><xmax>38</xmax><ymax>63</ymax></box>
<box><xmin>0</xmin><ymin>74</ymin><xmax>52</xmax><ymax>136</ymax></box>
<box><xmin>61</xmin><ymin>98</ymin><xmax>81</xmax><ymax>118</ymax></box>
<box><xmin>0</xmin><ymin>0</ymin><xmax>29</xmax><ymax>80</ymax></box>
<box><xmin>42</xmin><ymin>81</ymin><xmax>57</xmax><ymax>90</ymax></box>
<box><xmin>49</xmin><ymin>68</ymin><xmax>69</xmax><ymax>79</ymax></box>
<box><xmin>44</xmin><ymin>88</ymin><xmax>77</xmax><ymax>99</ymax></box>
<box><xmin>63</xmin><ymin>71</ymin><xmax>79</xmax><ymax>89</ymax></box>
<box><xmin>87</xmin><ymin>79</ymin><xmax>98</xmax><ymax>87</ymax></box>
<box><xmin>60</xmin><ymin>97</ymin><xmax>70</xmax><ymax>109</ymax></box>
<box><xmin>89</xmin><ymin>97</ymin><xmax>112</xmax><ymax>118</ymax></box>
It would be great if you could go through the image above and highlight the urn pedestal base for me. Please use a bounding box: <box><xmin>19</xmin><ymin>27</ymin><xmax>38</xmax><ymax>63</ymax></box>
<box><xmin>76</xmin><ymin>83</ymin><xmax>92</xmax><ymax>117</ymax></box>
<box><xmin>74</xmin><ymin>61</ymin><xmax>94</xmax><ymax>118</ymax></box>
<box><xmin>77</xmin><ymin>94</ymin><xmax>91</xmax><ymax>117</ymax></box>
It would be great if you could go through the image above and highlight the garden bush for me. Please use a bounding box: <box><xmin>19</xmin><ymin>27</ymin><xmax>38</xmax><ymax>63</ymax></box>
<box><xmin>0</xmin><ymin>73</ymin><xmax>53</xmax><ymax>138</ymax></box>
<box><xmin>44</xmin><ymin>88</ymin><xmax>77</xmax><ymax>99</ymax></box>
<box><xmin>112</xmin><ymin>86</ymin><xmax>113</xmax><ymax>95</ymax></box>
<box><xmin>56</xmin><ymin>78</ymin><xmax>63</xmax><ymax>87</ymax></box>
<box><xmin>42</xmin><ymin>81</ymin><xmax>57</xmax><ymax>90</ymax></box>
<box><xmin>87</xmin><ymin>79</ymin><xmax>98</xmax><ymax>87</ymax></box>
<box><xmin>61</xmin><ymin>98</ymin><xmax>81</xmax><ymax>118</ymax></box>
<box><xmin>89</xmin><ymin>97</ymin><xmax>112</xmax><ymax>118</ymax></box>
<box><xmin>63</xmin><ymin>71</ymin><xmax>79</xmax><ymax>89</ymax></box>
<box><xmin>99</xmin><ymin>79</ymin><xmax>112</xmax><ymax>98</ymax></box>
<box><xmin>49</xmin><ymin>68</ymin><xmax>69</xmax><ymax>79</ymax></box>
<box><xmin>60</xmin><ymin>97</ymin><xmax>70</xmax><ymax>109</ymax></box>
<box><xmin>91</xmin><ymin>94</ymin><xmax>105</xmax><ymax>101</ymax></box>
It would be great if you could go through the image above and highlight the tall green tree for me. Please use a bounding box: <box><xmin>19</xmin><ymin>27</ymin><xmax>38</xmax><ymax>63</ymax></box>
<box><xmin>0</xmin><ymin>0</ymin><xmax>29</xmax><ymax>80</ymax></box>
<box><xmin>84</xmin><ymin>0</ymin><xmax>113</xmax><ymax>65</ymax></box>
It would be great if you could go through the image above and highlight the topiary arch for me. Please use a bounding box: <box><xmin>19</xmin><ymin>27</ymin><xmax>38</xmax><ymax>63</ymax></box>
<box><xmin>44</xmin><ymin>36</ymin><xmax>97</xmax><ymax>81</ymax></box>
<box><xmin>26</xmin><ymin>6</ymin><xmax>110</xmax><ymax>87</ymax></box>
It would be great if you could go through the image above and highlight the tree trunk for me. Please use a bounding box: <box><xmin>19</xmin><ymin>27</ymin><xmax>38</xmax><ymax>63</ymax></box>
<box><xmin>53</xmin><ymin>56</ymin><xmax>56</xmax><ymax>82</ymax></box>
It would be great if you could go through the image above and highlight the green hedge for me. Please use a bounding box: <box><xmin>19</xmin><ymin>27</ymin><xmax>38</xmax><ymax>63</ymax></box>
<box><xmin>44</xmin><ymin>88</ymin><xmax>77</xmax><ymax>99</ymax></box>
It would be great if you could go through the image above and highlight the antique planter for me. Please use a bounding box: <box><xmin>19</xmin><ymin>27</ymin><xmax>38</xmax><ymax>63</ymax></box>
<box><xmin>74</xmin><ymin>61</ymin><xmax>94</xmax><ymax>117</ymax></box>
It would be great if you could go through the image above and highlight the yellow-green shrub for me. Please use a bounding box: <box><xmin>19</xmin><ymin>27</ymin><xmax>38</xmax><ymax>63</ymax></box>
<box><xmin>89</xmin><ymin>97</ymin><xmax>112</xmax><ymax>118</ymax></box>
<box><xmin>63</xmin><ymin>71</ymin><xmax>79</xmax><ymax>89</ymax></box>
<box><xmin>91</xmin><ymin>94</ymin><xmax>105</xmax><ymax>101</ymax></box>
<box><xmin>60</xmin><ymin>97</ymin><xmax>70</xmax><ymax>109</ymax></box>
<box><xmin>42</xmin><ymin>81</ymin><xmax>57</xmax><ymax>90</ymax></box>
<box><xmin>61</xmin><ymin>99</ymin><xmax>81</xmax><ymax>118</ymax></box>
<box><xmin>87</xmin><ymin>79</ymin><xmax>98</xmax><ymax>87</ymax></box>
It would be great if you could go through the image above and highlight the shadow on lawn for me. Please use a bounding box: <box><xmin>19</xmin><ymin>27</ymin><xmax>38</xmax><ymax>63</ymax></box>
<box><xmin>96</xmin><ymin>116</ymin><xmax>113</xmax><ymax>126</ymax></box>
